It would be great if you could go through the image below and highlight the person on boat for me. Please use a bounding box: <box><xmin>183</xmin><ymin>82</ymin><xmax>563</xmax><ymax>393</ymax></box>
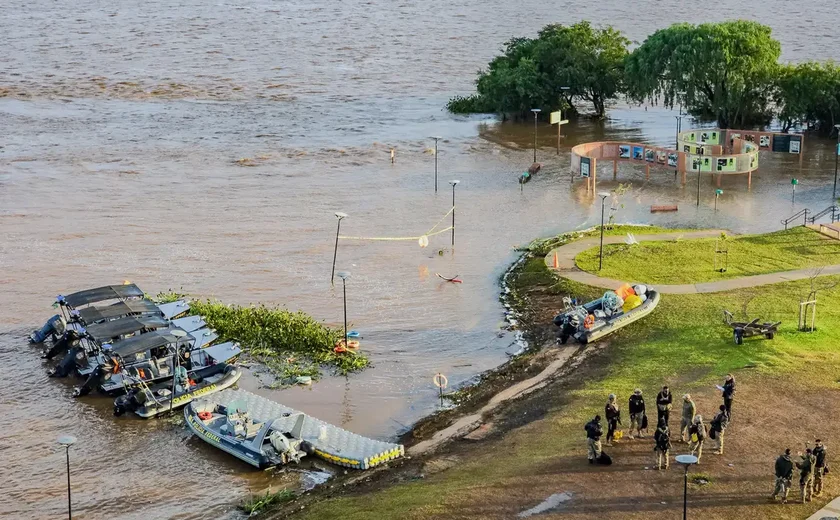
<box><xmin>628</xmin><ymin>389</ymin><xmax>646</xmax><ymax>439</ymax></box>
<box><xmin>174</xmin><ymin>365</ymin><xmax>190</xmax><ymax>393</ymax></box>
<box><xmin>680</xmin><ymin>394</ymin><xmax>697</xmax><ymax>443</ymax></box>
<box><xmin>687</xmin><ymin>415</ymin><xmax>707</xmax><ymax>463</ymax></box>
<box><xmin>797</xmin><ymin>448</ymin><xmax>817</xmax><ymax>503</ymax></box>
<box><xmin>721</xmin><ymin>374</ymin><xmax>736</xmax><ymax>418</ymax></box>
<box><xmin>604</xmin><ymin>394</ymin><xmax>621</xmax><ymax>446</ymax></box>
<box><xmin>656</xmin><ymin>386</ymin><xmax>673</xmax><ymax>428</ymax></box>
<box><xmin>813</xmin><ymin>439</ymin><xmax>828</xmax><ymax>497</ymax></box>
<box><xmin>584</xmin><ymin>415</ymin><xmax>603</xmax><ymax>464</ymax></box>
<box><xmin>653</xmin><ymin>418</ymin><xmax>671</xmax><ymax>470</ymax></box>
<box><xmin>709</xmin><ymin>404</ymin><xmax>730</xmax><ymax>455</ymax></box>
<box><xmin>771</xmin><ymin>448</ymin><xmax>794</xmax><ymax>504</ymax></box>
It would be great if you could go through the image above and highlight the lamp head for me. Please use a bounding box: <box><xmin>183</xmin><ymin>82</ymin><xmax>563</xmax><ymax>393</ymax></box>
<box><xmin>170</xmin><ymin>329</ymin><xmax>188</xmax><ymax>338</ymax></box>
<box><xmin>57</xmin><ymin>435</ymin><xmax>77</xmax><ymax>447</ymax></box>
<box><xmin>560</xmin><ymin>86</ymin><xmax>571</xmax><ymax>90</ymax></box>
<box><xmin>430</xmin><ymin>136</ymin><xmax>442</xmax><ymax>141</ymax></box>
<box><xmin>675</xmin><ymin>454</ymin><xmax>698</xmax><ymax>465</ymax></box>
<box><xmin>598</xmin><ymin>191</ymin><xmax>610</xmax><ymax>199</ymax></box>
<box><xmin>449</xmin><ymin>180</ymin><xmax>460</xmax><ymax>186</ymax></box>
<box><xmin>336</xmin><ymin>271</ymin><xmax>351</xmax><ymax>281</ymax></box>
<box><xmin>335</xmin><ymin>212</ymin><xmax>348</xmax><ymax>220</ymax></box>
<box><xmin>531</xmin><ymin>108</ymin><xmax>542</xmax><ymax>114</ymax></box>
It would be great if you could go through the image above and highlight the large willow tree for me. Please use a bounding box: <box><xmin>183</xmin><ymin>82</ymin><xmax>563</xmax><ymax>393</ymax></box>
<box><xmin>625</xmin><ymin>20</ymin><xmax>781</xmax><ymax>128</ymax></box>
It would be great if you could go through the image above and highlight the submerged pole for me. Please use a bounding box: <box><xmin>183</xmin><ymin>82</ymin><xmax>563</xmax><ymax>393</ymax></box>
<box><xmin>450</xmin><ymin>180</ymin><xmax>459</xmax><ymax>246</ymax></box>
<box><xmin>331</xmin><ymin>212</ymin><xmax>347</xmax><ymax>285</ymax></box>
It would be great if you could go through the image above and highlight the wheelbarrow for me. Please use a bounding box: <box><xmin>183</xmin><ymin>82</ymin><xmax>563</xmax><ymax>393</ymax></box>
<box><xmin>723</xmin><ymin>310</ymin><xmax>781</xmax><ymax>345</ymax></box>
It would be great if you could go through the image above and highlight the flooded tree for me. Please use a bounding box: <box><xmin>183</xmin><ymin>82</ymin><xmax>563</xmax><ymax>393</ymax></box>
<box><xmin>625</xmin><ymin>21</ymin><xmax>780</xmax><ymax>129</ymax></box>
<box><xmin>775</xmin><ymin>62</ymin><xmax>840</xmax><ymax>133</ymax></box>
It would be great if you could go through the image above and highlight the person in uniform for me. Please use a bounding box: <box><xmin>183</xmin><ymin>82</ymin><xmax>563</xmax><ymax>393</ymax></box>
<box><xmin>628</xmin><ymin>389</ymin><xmax>646</xmax><ymax>439</ymax></box>
<box><xmin>770</xmin><ymin>448</ymin><xmax>794</xmax><ymax>504</ymax></box>
<box><xmin>680</xmin><ymin>394</ymin><xmax>696</xmax><ymax>443</ymax></box>
<box><xmin>656</xmin><ymin>386</ymin><xmax>673</xmax><ymax>428</ymax></box>
<box><xmin>813</xmin><ymin>440</ymin><xmax>828</xmax><ymax>497</ymax></box>
<box><xmin>653</xmin><ymin>419</ymin><xmax>671</xmax><ymax>470</ymax></box>
<box><xmin>722</xmin><ymin>374</ymin><xmax>736</xmax><ymax>417</ymax></box>
<box><xmin>710</xmin><ymin>404</ymin><xmax>730</xmax><ymax>455</ymax></box>
<box><xmin>605</xmin><ymin>394</ymin><xmax>621</xmax><ymax>446</ymax></box>
<box><xmin>687</xmin><ymin>415</ymin><xmax>707</xmax><ymax>463</ymax></box>
<box><xmin>584</xmin><ymin>415</ymin><xmax>603</xmax><ymax>464</ymax></box>
<box><xmin>796</xmin><ymin>448</ymin><xmax>817</xmax><ymax>503</ymax></box>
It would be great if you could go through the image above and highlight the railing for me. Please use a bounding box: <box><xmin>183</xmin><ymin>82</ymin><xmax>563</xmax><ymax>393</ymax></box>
<box><xmin>807</xmin><ymin>205</ymin><xmax>840</xmax><ymax>224</ymax></box>
<box><xmin>781</xmin><ymin>209</ymin><xmax>809</xmax><ymax>229</ymax></box>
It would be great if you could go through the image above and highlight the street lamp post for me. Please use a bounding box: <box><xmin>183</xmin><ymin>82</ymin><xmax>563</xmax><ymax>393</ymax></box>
<box><xmin>449</xmin><ymin>180</ymin><xmax>459</xmax><ymax>246</ymax></box>
<box><xmin>598</xmin><ymin>192</ymin><xmax>610</xmax><ymax>271</ymax></box>
<box><xmin>675</xmin><ymin>454</ymin><xmax>698</xmax><ymax>520</ymax></box>
<box><xmin>57</xmin><ymin>435</ymin><xmax>77</xmax><ymax>520</ymax></box>
<box><xmin>714</xmin><ymin>189</ymin><xmax>722</xmax><ymax>212</ymax></box>
<box><xmin>331</xmin><ymin>212</ymin><xmax>347</xmax><ymax>285</ymax></box>
<box><xmin>169</xmin><ymin>328</ymin><xmax>188</xmax><ymax>414</ymax></box>
<box><xmin>531</xmin><ymin>108</ymin><xmax>542</xmax><ymax>163</ymax></box>
<box><xmin>833</xmin><ymin>125</ymin><xmax>840</xmax><ymax>200</ymax></box>
<box><xmin>431</xmin><ymin>136</ymin><xmax>442</xmax><ymax>193</ymax></box>
<box><xmin>336</xmin><ymin>272</ymin><xmax>350</xmax><ymax>348</ymax></box>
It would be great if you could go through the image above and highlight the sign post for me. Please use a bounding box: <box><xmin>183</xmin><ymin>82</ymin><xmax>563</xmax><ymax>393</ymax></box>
<box><xmin>550</xmin><ymin>110</ymin><xmax>569</xmax><ymax>155</ymax></box>
<box><xmin>792</xmin><ymin>178</ymin><xmax>798</xmax><ymax>204</ymax></box>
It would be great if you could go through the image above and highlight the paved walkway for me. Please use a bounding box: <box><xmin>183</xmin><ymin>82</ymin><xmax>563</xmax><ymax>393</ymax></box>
<box><xmin>544</xmin><ymin>230</ymin><xmax>840</xmax><ymax>294</ymax></box>
<box><xmin>806</xmin><ymin>496</ymin><xmax>840</xmax><ymax>519</ymax></box>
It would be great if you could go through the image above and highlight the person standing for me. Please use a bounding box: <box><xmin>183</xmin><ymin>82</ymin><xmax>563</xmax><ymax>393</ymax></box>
<box><xmin>653</xmin><ymin>419</ymin><xmax>671</xmax><ymax>470</ymax></box>
<box><xmin>770</xmin><ymin>448</ymin><xmax>794</xmax><ymax>504</ymax></box>
<box><xmin>605</xmin><ymin>394</ymin><xmax>621</xmax><ymax>447</ymax></box>
<box><xmin>628</xmin><ymin>389</ymin><xmax>646</xmax><ymax>439</ymax></box>
<box><xmin>722</xmin><ymin>374</ymin><xmax>736</xmax><ymax>417</ymax></box>
<box><xmin>584</xmin><ymin>415</ymin><xmax>603</xmax><ymax>464</ymax></box>
<box><xmin>687</xmin><ymin>415</ymin><xmax>707</xmax><ymax>463</ymax></box>
<box><xmin>710</xmin><ymin>405</ymin><xmax>729</xmax><ymax>455</ymax></box>
<box><xmin>656</xmin><ymin>386</ymin><xmax>673</xmax><ymax>428</ymax></box>
<box><xmin>813</xmin><ymin>440</ymin><xmax>828</xmax><ymax>497</ymax></box>
<box><xmin>680</xmin><ymin>394</ymin><xmax>696</xmax><ymax>443</ymax></box>
<box><xmin>797</xmin><ymin>448</ymin><xmax>817</xmax><ymax>503</ymax></box>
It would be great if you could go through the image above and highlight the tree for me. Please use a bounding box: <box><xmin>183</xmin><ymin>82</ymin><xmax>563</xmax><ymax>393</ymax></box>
<box><xmin>775</xmin><ymin>61</ymin><xmax>840</xmax><ymax>133</ymax></box>
<box><xmin>447</xmin><ymin>22</ymin><xmax>629</xmax><ymax>118</ymax></box>
<box><xmin>625</xmin><ymin>21</ymin><xmax>781</xmax><ymax>128</ymax></box>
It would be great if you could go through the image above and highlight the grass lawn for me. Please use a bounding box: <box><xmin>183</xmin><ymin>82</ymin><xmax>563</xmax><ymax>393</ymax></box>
<box><xmin>575</xmin><ymin>226</ymin><xmax>840</xmax><ymax>284</ymax></box>
<box><xmin>287</xmin><ymin>231</ymin><xmax>840</xmax><ymax>520</ymax></box>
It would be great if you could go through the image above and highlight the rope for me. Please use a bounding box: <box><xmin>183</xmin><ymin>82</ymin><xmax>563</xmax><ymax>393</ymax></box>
<box><xmin>339</xmin><ymin>207</ymin><xmax>454</xmax><ymax>241</ymax></box>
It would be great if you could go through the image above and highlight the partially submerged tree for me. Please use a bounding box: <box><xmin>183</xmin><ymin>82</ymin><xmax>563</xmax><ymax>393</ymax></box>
<box><xmin>625</xmin><ymin>20</ymin><xmax>781</xmax><ymax>128</ymax></box>
<box><xmin>775</xmin><ymin>61</ymin><xmax>840</xmax><ymax>133</ymax></box>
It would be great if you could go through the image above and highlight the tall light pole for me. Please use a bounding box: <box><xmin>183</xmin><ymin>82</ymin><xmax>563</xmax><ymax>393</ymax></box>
<box><xmin>431</xmin><ymin>136</ymin><xmax>442</xmax><ymax>193</ymax></box>
<box><xmin>598</xmin><ymin>192</ymin><xmax>610</xmax><ymax>271</ymax></box>
<box><xmin>331</xmin><ymin>212</ymin><xmax>347</xmax><ymax>285</ymax></box>
<box><xmin>675</xmin><ymin>454</ymin><xmax>698</xmax><ymax>520</ymax></box>
<box><xmin>714</xmin><ymin>189</ymin><xmax>722</xmax><ymax>212</ymax></box>
<box><xmin>449</xmin><ymin>180</ymin><xmax>459</xmax><ymax>246</ymax></box>
<box><xmin>336</xmin><ymin>272</ymin><xmax>350</xmax><ymax>347</ymax></box>
<box><xmin>833</xmin><ymin>125</ymin><xmax>840</xmax><ymax>200</ymax></box>
<box><xmin>57</xmin><ymin>435</ymin><xmax>76</xmax><ymax>520</ymax></box>
<box><xmin>675</xmin><ymin>115</ymin><xmax>682</xmax><ymax>149</ymax></box>
<box><xmin>531</xmin><ymin>108</ymin><xmax>542</xmax><ymax>163</ymax></box>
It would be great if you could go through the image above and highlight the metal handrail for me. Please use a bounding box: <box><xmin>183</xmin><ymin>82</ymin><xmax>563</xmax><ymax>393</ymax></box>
<box><xmin>807</xmin><ymin>205</ymin><xmax>840</xmax><ymax>224</ymax></box>
<box><xmin>781</xmin><ymin>208</ymin><xmax>809</xmax><ymax>229</ymax></box>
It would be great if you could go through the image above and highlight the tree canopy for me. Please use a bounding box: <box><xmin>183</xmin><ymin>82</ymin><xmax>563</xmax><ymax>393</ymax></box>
<box><xmin>775</xmin><ymin>61</ymin><xmax>840</xmax><ymax>132</ymax></box>
<box><xmin>624</xmin><ymin>20</ymin><xmax>781</xmax><ymax>128</ymax></box>
<box><xmin>447</xmin><ymin>22</ymin><xmax>629</xmax><ymax>119</ymax></box>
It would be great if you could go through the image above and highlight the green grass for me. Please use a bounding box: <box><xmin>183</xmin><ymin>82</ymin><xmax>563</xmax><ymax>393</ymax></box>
<box><xmin>521</xmin><ymin>224</ymin><xmax>698</xmax><ymax>256</ymax></box>
<box><xmin>575</xmin><ymin>227</ymin><xmax>840</xmax><ymax>284</ymax></box>
<box><xmin>241</xmin><ymin>488</ymin><xmax>295</xmax><ymax>516</ymax></box>
<box><xmin>292</xmin><ymin>233</ymin><xmax>840</xmax><ymax>519</ymax></box>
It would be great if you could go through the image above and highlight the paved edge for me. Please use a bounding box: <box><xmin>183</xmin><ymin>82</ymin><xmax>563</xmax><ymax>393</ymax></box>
<box><xmin>805</xmin><ymin>496</ymin><xmax>840</xmax><ymax>519</ymax></box>
<box><xmin>545</xmin><ymin>230</ymin><xmax>840</xmax><ymax>294</ymax></box>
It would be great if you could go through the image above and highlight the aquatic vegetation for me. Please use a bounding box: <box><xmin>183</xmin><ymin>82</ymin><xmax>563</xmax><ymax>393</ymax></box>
<box><xmin>240</xmin><ymin>488</ymin><xmax>295</xmax><ymax>516</ymax></box>
<box><xmin>155</xmin><ymin>292</ymin><xmax>370</xmax><ymax>382</ymax></box>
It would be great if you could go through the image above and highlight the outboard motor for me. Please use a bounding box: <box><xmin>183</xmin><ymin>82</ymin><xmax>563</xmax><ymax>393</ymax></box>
<box><xmin>43</xmin><ymin>329</ymin><xmax>82</xmax><ymax>360</ymax></box>
<box><xmin>50</xmin><ymin>345</ymin><xmax>85</xmax><ymax>378</ymax></box>
<box><xmin>73</xmin><ymin>364</ymin><xmax>105</xmax><ymax>397</ymax></box>
<box><xmin>114</xmin><ymin>388</ymin><xmax>148</xmax><ymax>416</ymax></box>
<box><xmin>30</xmin><ymin>315</ymin><xmax>67</xmax><ymax>344</ymax></box>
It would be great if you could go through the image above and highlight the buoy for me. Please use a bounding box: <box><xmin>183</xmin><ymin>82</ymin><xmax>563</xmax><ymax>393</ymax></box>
<box><xmin>335</xmin><ymin>339</ymin><xmax>360</xmax><ymax>350</ymax></box>
<box><xmin>197</xmin><ymin>411</ymin><xmax>212</xmax><ymax>421</ymax></box>
<box><xmin>334</xmin><ymin>345</ymin><xmax>348</xmax><ymax>353</ymax></box>
<box><xmin>347</xmin><ymin>331</ymin><xmax>361</xmax><ymax>339</ymax></box>
<box><xmin>418</xmin><ymin>235</ymin><xmax>429</xmax><ymax>248</ymax></box>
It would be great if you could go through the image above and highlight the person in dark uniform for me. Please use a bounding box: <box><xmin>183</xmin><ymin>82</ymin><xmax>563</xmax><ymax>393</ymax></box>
<box><xmin>605</xmin><ymin>394</ymin><xmax>621</xmax><ymax>446</ymax></box>
<box><xmin>656</xmin><ymin>385</ymin><xmax>673</xmax><ymax>427</ymax></box>
<box><xmin>770</xmin><ymin>448</ymin><xmax>794</xmax><ymax>504</ymax></box>
<box><xmin>628</xmin><ymin>389</ymin><xmax>646</xmax><ymax>439</ymax></box>
<box><xmin>584</xmin><ymin>415</ymin><xmax>603</xmax><ymax>464</ymax></box>
<box><xmin>813</xmin><ymin>440</ymin><xmax>828</xmax><ymax>497</ymax></box>
<box><xmin>722</xmin><ymin>374</ymin><xmax>736</xmax><ymax>417</ymax></box>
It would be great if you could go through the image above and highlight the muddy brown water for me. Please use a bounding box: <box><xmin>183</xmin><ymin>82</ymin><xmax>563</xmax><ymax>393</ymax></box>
<box><xmin>2</xmin><ymin>1</ymin><xmax>839</xmax><ymax>518</ymax></box>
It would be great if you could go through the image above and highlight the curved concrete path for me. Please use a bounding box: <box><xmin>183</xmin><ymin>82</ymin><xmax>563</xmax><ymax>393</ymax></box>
<box><xmin>545</xmin><ymin>230</ymin><xmax>840</xmax><ymax>294</ymax></box>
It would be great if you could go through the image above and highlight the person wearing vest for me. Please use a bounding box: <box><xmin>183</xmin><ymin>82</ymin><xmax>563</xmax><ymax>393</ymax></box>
<box><xmin>680</xmin><ymin>394</ymin><xmax>696</xmax><ymax>443</ymax></box>
<box><xmin>709</xmin><ymin>404</ymin><xmax>730</xmax><ymax>455</ymax></box>
<box><xmin>813</xmin><ymin>440</ymin><xmax>828</xmax><ymax>497</ymax></box>
<box><xmin>584</xmin><ymin>415</ymin><xmax>603</xmax><ymax>464</ymax></box>
<box><xmin>605</xmin><ymin>394</ymin><xmax>621</xmax><ymax>446</ymax></box>
<box><xmin>656</xmin><ymin>386</ymin><xmax>673</xmax><ymax>428</ymax></box>
<box><xmin>722</xmin><ymin>374</ymin><xmax>736</xmax><ymax>418</ymax></box>
<box><xmin>687</xmin><ymin>414</ymin><xmax>707</xmax><ymax>463</ymax></box>
<box><xmin>628</xmin><ymin>389</ymin><xmax>646</xmax><ymax>439</ymax></box>
<box><xmin>653</xmin><ymin>419</ymin><xmax>671</xmax><ymax>470</ymax></box>
<box><xmin>797</xmin><ymin>448</ymin><xmax>817</xmax><ymax>503</ymax></box>
<box><xmin>770</xmin><ymin>448</ymin><xmax>794</xmax><ymax>504</ymax></box>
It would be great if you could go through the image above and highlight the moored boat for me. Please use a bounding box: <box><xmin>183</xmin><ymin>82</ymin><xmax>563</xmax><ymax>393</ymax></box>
<box><xmin>553</xmin><ymin>284</ymin><xmax>660</xmax><ymax>344</ymax></box>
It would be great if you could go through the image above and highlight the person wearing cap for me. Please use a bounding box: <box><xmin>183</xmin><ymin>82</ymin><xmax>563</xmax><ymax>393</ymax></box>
<box><xmin>604</xmin><ymin>394</ymin><xmax>621</xmax><ymax>446</ymax></box>
<box><xmin>722</xmin><ymin>374</ymin><xmax>736</xmax><ymax>418</ymax></box>
<box><xmin>653</xmin><ymin>418</ymin><xmax>671</xmax><ymax>470</ymax></box>
<box><xmin>680</xmin><ymin>394</ymin><xmax>697</xmax><ymax>443</ymax></box>
<box><xmin>628</xmin><ymin>389</ymin><xmax>646</xmax><ymax>439</ymax></box>
<box><xmin>813</xmin><ymin>440</ymin><xmax>828</xmax><ymax>497</ymax></box>
<box><xmin>687</xmin><ymin>414</ymin><xmax>707</xmax><ymax>463</ymax></box>
<box><xmin>771</xmin><ymin>448</ymin><xmax>794</xmax><ymax>504</ymax></box>
<box><xmin>709</xmin><ymin>404</ymin><xmax>730</xmax><ymax>455</ymax></box>
<box><xmin>584</xmin><ymin>415</ymin><xmax>603</xmax><ymax>464</ymax></box>
<box><xmin>797</xmin><ymin>448</ymin><xmax>817</xmax><ymax>503</ymax></box>
<box><xmin>656</xmin><ymin>386</ymin><xmax>673</xmax><ymax>428</ymax></box>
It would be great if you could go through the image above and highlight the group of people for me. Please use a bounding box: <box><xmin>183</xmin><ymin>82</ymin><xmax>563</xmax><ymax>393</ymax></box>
<box><xmin>583</xmin><ymin>374</ymin><xmax>830</xmax><ymax>505</ymax></box>
<box><xmin>585</xmin><ymin>375</ymin><xmax>736</xmax><ymax>469</ymax></box>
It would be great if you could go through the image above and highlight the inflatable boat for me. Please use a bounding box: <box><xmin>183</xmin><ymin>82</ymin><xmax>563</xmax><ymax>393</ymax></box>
<box><xmin>553</xmin><ymin>285</ymin><xmax>660</xmax><ymax>344</ymax></box>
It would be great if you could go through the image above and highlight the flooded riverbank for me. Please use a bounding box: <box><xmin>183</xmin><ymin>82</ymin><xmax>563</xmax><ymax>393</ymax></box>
<box><xmin>2</xmin><ymin>1</ymin><xmax>840</xmax><ymax>518</ymax></box>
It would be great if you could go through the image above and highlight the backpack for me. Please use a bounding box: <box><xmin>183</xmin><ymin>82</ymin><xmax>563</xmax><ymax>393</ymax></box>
<box><xmin>597</xmin><ymin>451</ymin><xmax>613</xmax><ymax>465</ymax></box>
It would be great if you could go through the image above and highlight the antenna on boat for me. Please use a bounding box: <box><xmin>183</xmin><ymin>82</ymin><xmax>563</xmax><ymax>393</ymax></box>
<box><xmin>170</xmin><ymin>329</ymin><xmax>188</xmax><ymax>414</ymax></box>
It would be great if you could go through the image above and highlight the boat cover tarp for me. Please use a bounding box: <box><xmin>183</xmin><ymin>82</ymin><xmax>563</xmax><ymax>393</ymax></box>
<box><xmin>209</xmin><ymin>389</ymin><xmax>404</xmax><ymax>469</ymax></box>
<box><xmin>84</xmin><ymin>316</ymin><xmax>169</xmax><ymax>342</ymax></box>
<box><xmin>110</xmin><ymin>328</ymin><xmax>193</xmax><ymax>358</ymax></box>
<box><xmin>77</xmin><ymin>299</ymin><xmax>160</xmax><ymax>324</ymax></box>
<box><xmin>62</xmin><ymin>284</ymin><xmax>144</xmax><ymax>308</ymax></box>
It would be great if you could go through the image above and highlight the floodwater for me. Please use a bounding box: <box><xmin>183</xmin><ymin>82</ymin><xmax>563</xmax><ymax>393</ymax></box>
<box><xmin>2</xmin><ymin>1</ymin><xmax>839</xmax><ymax>518</ymax></box>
